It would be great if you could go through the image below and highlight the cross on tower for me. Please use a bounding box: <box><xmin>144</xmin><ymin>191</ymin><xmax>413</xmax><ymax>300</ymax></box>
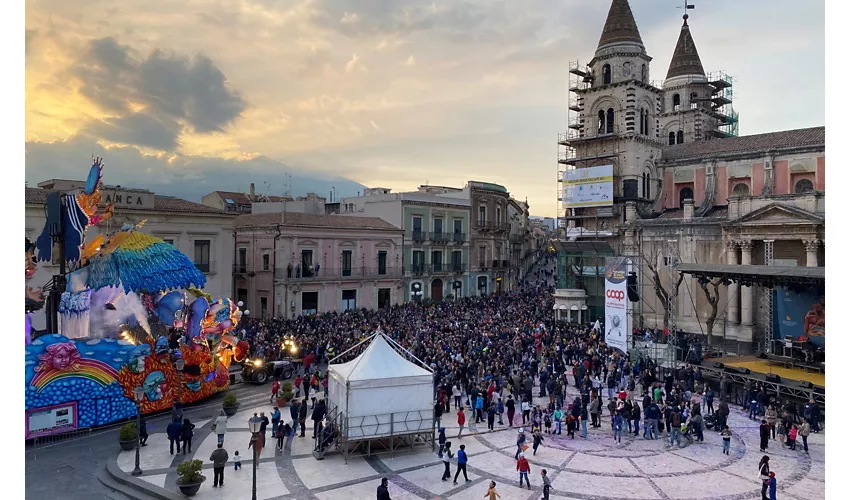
<box><xmin>677</xmin><ymin>1</ymin><xmax>695</xmax><ymax>19</ymax></box>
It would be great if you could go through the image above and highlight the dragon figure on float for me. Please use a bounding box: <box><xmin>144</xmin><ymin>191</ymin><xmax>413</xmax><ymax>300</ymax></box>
<box><xmin>25</xmin><ymin>158</ymin><xmax>249</xmax><ymax>437</ymax></box>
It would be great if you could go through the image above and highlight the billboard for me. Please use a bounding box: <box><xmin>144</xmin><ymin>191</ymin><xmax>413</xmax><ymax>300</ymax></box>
<box><xmin>773</xmin><ymin>287</ymin><xmax>825</xmax><ymax>348</ymax></box>
<box><xmin>562</xmin><ymin>165</ymin><xmax>614</xmax><ymax>208</ymax></box>
<box><xmin>604</xmin><ymin>257</ymin><xmax>630</xmax><ymax>353</ymax></box>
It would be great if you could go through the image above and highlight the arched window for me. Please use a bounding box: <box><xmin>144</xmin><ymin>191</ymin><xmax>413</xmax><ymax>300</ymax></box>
<box><xmin>690</xmin><ymin>92</ymin><xmax>699</xmax><ymax>109</ymax></box>
<box><xmin>643</xmin><ymin>111</ymin><xmax>650</xmax><ymax>137</ymax></box>
<box><xmin>676</xmin><ymin>130</ymin><xmax>684</xmax><ymax>144</ymax></box>
<box><xmin>642</xmin><ymin>173</ymin><xmax>650</xmax><ymax>198</ymax></box>
<box><xmin>598</xmin><ymin>110</ymin><xmax>606</xmax><ymax>134</ymax></box>
<box><xmin>679</xmin><ymin>187</ymin><xmax>694</xmax><ymax>208</ymax></box>
<box><xmin>641</xmin><ymin>64</ymin><xmax>647</xmax><ymax>83</ymax></box>
<box><xmin>606</xmin><ymin>108</ymin><xmax>614</xmax><ymax>134</ymax></box>
<box><xmin>673</xmin><ymin>93</ymin><xmax>681</xmax><ymax>111</ymax></box>
<box><xmin>668</xmin><ymin>132</ymin><xmax>676</xmax><ymax>145</ymax></box>
<box><xmin>732</xmin><ymin>183</ymin><xmax>750</xmax><ymax>197</ymax></box>
<box><xmin>639</xmin><ymin>109</ymin><xmax>645</xmax><ymax>135</ymax></box>
<box><xmin>602</xmin><ymin>64</ymin><xmax>611</xmax><ymax>85</ymax></box>
<box><xmin>795</xmin><ymin>179</ymin><xmax>814</xmax><ymax>194</ymax></box>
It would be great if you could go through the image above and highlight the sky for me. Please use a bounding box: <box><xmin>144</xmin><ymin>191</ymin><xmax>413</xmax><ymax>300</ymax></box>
<box><xmin>25</xmin><ymin>0</ymin><xmax>824</xmax><ymax>217</ymax></box>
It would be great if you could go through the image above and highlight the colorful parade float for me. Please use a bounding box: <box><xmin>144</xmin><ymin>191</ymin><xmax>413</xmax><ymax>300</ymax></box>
<box><xmin>25</xmin><ymin>159</ymin><xmax>249</xmax><ymax>438</ymax></box>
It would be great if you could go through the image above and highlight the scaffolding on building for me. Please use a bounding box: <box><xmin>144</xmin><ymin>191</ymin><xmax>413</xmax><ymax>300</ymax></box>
<box><xmin>706</xmin><ymin>71</ymin><xmax>739</xmax><ymax>138</ymax></box>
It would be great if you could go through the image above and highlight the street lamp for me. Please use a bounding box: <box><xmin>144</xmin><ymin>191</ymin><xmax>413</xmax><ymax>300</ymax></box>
<box><xmin>248</xmin><ymin>416</ymin><xmax>262</xmax><ymax>500</ymax></box>
<box><xmin>175</xmin><ymin>358</ymin><xmax>185</xmax><ymax>405</ymax></box>
<box><xmin>131</xmin><ymin>386</ymin><xmax>145</xmax><ymax>477</ymax></box>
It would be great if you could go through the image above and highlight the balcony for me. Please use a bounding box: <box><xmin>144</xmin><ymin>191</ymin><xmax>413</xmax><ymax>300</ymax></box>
<box><xmin>452</xmin><ymin>232</ymin><xmax>467</xmax><ymax>244</ymax></box>
<box><xmin>405</xmin><ymin>263</ymin><xmax>467</xmax><ymax>275</ymax></box>
<box><xmin>475</xmin><ymin>221</ymin><xmax>511</xmax><ymax>232</ymax></box>
<box><xmin>233</xmin><ymin>264</ymin><xmax>272</xmax><ymax>274</ymax></box>
<box><xmin>411</xmin><ymin>230</ymin><xmax>426</xmax><ymax>243</ymax></box>
<box><xmin>509</xmin><ymin>234</ymin><xmax>524</xmax><ymax>244</ymax></box>
<box><xmin>274</xmin><ymin>266</ymin><xmax>402</xmax><ymax>281</ymax></box>
<box><xmin>429</xmin><ymin>232</ymin><xmax>452</xmax><ymax>243</ymax></box>
<box><xmin>406</xmin><ymin>264</ymin><xmax>428</xmax><ymax>275</ymax></box>
<box><xmin>451</xmin><ymin>262</ymin><xmax>467</xmax><ymax>274</ymax></box>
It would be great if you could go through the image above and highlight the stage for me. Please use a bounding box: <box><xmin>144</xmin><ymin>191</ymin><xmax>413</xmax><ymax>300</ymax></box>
<box><xmin>718</xmin><ymin>357</ymin><xmax>825</xmax><ymax>388</ymax></box>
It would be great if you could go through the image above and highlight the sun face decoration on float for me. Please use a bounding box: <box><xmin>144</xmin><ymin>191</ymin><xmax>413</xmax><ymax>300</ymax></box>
<box><xmin>25</xmin><ymin>158</ymin><xmax>250</xmax><ymax>437</ymax></box>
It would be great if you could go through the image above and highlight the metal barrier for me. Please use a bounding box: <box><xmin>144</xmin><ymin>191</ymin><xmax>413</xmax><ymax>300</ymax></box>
<box><xmin>28</xmin><ymin>427</ymin><xmax>93</xmax><ymax>460</ymax></box>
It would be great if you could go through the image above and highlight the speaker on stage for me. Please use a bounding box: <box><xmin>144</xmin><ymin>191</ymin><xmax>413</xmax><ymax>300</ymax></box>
<box><xmin>712</xmin><ymin>362</ymin><xmax>725</xmax><ymax>369</ymax></box>
<box><xmin>724</xmin><ymin>366</ymin><xmax>750</xmax><ymax>375</ymax></box>
<box><xmin>627</xmin><ymin>272</ymin><xmax>640</xmax><ymax>302</ymax></box>
<box><xmin>758</xmin><ymin>352</ymin><xmax>769</xmax><ymax>360</ymax></box>
<box><xmin>765</xmin><ymin>374</ymin><xmax>781</xmax><ymax>383</ymax></box>
<box><xmin>798</xmin><ymin>380</ymin><xmax>814</xmax><ymax>389</ymax></box>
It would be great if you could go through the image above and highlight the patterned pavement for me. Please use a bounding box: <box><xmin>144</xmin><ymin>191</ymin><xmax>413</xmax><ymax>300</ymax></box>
<box><xmin>114</xmin><ymin>383</ymin><xmax>825</xmax><ymax>500</ymax></box>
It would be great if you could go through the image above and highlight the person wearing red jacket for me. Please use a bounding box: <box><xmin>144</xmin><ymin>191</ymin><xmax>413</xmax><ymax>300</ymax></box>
<box><xmin>457</xmin><ymin>408</ymin><xmax>466</xmax><ymax>438</ymax></box>
<box><xmin>516</xmin><ymin>452</ymin><xmax>531</xmax><ymax>488</ymax></box>
<box><xmin>271</xmin><ymin>380</ymin><xmax>280</xmax><ymax>404</ymax></box>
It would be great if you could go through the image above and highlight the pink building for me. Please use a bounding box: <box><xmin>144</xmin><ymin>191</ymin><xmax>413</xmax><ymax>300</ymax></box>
<box><xmin>233</xmin><ymin>212</ymin><xmax>404</xmax><ymax>318</ymax></box>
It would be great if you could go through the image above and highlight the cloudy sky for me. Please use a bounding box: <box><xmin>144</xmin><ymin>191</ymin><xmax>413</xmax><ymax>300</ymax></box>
<box><xmin>25</xmin><ymin>0</ymin><xmax>824</xmax><ymax>216</ymax></box>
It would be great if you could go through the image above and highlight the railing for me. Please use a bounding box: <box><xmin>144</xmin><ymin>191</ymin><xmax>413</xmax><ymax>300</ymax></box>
<box><xmin>451</xmin><ymin>262</ymin><xmax>466</xmax><ymax>274</ymax></box>
<box><xmin>406</xmin><ymin>264</ymin><xmax>427</xmax><ymax>275</ymax></box>
<box><xmin>233</xmin><ymin>265</ymin><xmax>271</xmax><ymax>273</ymax></box>
<box><xmin>429</xmin><ymin>232</ymin><xmax>451</xmax><ymax>243</ymax></box>
<box><xmin>411</xmin><ymin>230</ymin><xmax>426</xmax><ymax>242</ymax></box>
<box><xmin>274</xmin><ymin>267</ymin><xmax>402</xmax><ymax>280</ymax></box>
<box><xmin>453</xmin><ymin>232</ymin><xmax>467</xmax><ymax>243</ymax></box>
<box><xmin>475</xmin><ymin>221</ymin><xmax>510</xmax><ymax>231</ymax></box>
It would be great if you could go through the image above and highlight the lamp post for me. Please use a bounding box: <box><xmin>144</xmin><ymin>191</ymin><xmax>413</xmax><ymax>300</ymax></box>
<box><xmin>248</xmin><ymin>416</ymin><xmax>262</xmax><ymax>500</ymax></box>
<box><xmin>131</xmin><ymin>386</ymin><xmax>145</xmax><ymax>476</ymax></box>
<box><xmin>175</xmin><ymin>358</ymin><xmax>185</xmax><ymax>405</ymax></box>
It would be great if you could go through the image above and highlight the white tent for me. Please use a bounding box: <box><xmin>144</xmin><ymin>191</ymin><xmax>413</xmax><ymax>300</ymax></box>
<box><xmin>327</xmin><ymin>334</ymin><xmax>434</xmax><ymax>440</ymax></box>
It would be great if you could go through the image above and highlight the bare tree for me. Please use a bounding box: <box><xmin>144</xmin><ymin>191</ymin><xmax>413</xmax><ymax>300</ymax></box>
<box><xmin>645</xmin><ymin>250</ymin><xmax>684</xmax><ymax>329</ymax></box>
<box><xmin>698</xmin><ymin>277</ymin><xmax>723</xmax><ymax>346</ymax></box>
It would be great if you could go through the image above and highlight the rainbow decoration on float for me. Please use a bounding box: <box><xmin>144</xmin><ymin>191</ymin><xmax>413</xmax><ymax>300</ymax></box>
<box><xmin>31</xmin><ymin>357</ymin><xmax>120</xmax><ymax>393</ymax></box>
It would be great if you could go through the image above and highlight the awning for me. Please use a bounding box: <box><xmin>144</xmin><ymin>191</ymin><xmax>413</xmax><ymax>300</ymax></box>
<box><xmin>677</xmin><ymin>263</ymin><xmax>824</xmax><ymax>287</ymax></box>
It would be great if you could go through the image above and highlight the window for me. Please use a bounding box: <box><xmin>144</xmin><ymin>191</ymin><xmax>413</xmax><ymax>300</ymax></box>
<box><xmin>676</xmin><ymin>130</ymin><xmax>684</xmax><ymax>144</ymax></box>
<box><xmin>478</xmin><ymin>246</ymin><xmax>486</xmax><ymax>268</ymax></box>
<box><xmin>732</xmin><ymin>183</ymin><xmax>750</xmax><ymax>197</ymax></box>
<box><xmin>378</xmin><ymin>288</ymin><xmax>391</xmax><ymax>309</ymax></box>
<box><xmin>342</xmin><ymin>250</ymin><xmax>352</xmax><ymax>277</ymax></box>
<box><xmin>668</xmin><ymin>132</ymin><xmax>676</xmax><ymax>145</ymax></box>
<box><xmin>302</xmin><ymin>291</ymin><xmax>318</xmax><ymax>314</ymax></box>
<box><xmin>622</xmin><ymin>61</ymin><xmax>631</xmax><ymax>78</ymax></box>
<box><xmin>378</xmin><ymin>251</ymin><xmax>387</xmax><ymax>275</ymax></box>
<box><xmin>496</xmin><ymin>206</ymin><xmax>502</xmax><ymax>223</ymax></box>
<box><xmin>452</xmin><ymin>250</ymin><xmax>463</xmax><ymax>271</ymax></box>
<box><xmin>341</xmin><ymin>289</ymin><xmax>357</xmax><ymax>311</ymax></box>
<box><xmin>642</xmin><ymin>173</ymin><xmax>650</xmax><ymax>199</ymax></box>
<box><xmin>194</xmin><ymin>240</ymin><xmax>211</xmax><ymax>272</ymax></box>
<box><xmin>478</xmin><ymin>206</ymin><xmax>486</xmax><ymax>225</ymax></box>
<box><xmin>237</xmin><ymin>247</ymin><xmax>247</xmax><ymax>273</ymax></box>
<box><xmin>412</xmin><ymin>250</ymin><xmax>425</xmax><ymax>273</ymax></box>
<box><xmin>643</xmin><ymin>111</ymin><xmax>650</xmax><ymax>137</ymax></box>
<box><xmin>432</xmin><ymin>250</ymin><xmax>443</xmax><ymax>272</ymax></box>
<box><xmin>673</xmin><ymin>94</ymin><xmax>681</xmax><ymax>111</ymax></box>
<box><xmin>453</xmin><ymin>219</ymin><xmax>462</xmax><ymax>234</ymax></box>
<box><xmin>412</xmin><ymin>216</ymin><xmax>423</xmax><ymax>240</ymax></box>
<box><xmin>433</xmin><ymin>217</ymin><xmax>443</xmax><ymax>235</ymax></box>
<box><xmin>679</xmin><ymin>187</ymin><xmax>694</xmax><ymax>208</ymax></box>
<box><xmin>597</xmin><ymin>110</ymin><xmax>606</xmax><ymax>134</ymax></box>
<box><xmin>606</xmin><ymin>108</ymin><xmax>614</xmax><ymax>134</ymax></box>
<box><xmin>163</xmin><ymin>238</ymin><xmax>175</xmax><ymax>246</ymax></box>
<box><xmin>260</xmin><ymin>297</ymin><xmax>268</xmax><ymax>318</ymax></box>
<box><xmin>602</xmin><ymin>64</ymin><xmax>611</xmax><ymax>85</ymax></box>
<box><xmin>641</xmin><ymin>64</ymin><xmax>647</xmax><ymax>83</ymax></box>
<box><xmin>262</xmin><ymin>254</ymin><xmax>270</xmax><ymax>271</ymax></box>
<box><xmin>300</xmin><ymin>250</ymin><xmax>313</xmax><ymax>277</ymax></box>
<box><xmin>477</xmin><ymin>276</ymin><xmax>488</xmax><ymax>295</ymax></box>
<box><xmin>795</xmin><ymin>179</ymin><xmax>814</xmax><ymax>194</ymax></box>
<box><xmin>639</xmin><ymin>109</ymin><xmax>645</xmax><ymax>135</ymax></box>
<box><xmin>690</xmin><ymin>92</ymin><xmax>698</xmax><ymax>109</ymax></box>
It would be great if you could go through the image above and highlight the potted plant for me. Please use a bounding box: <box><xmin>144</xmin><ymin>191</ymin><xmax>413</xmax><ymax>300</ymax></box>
<box><xmin>276</xmin><ymin>381</ymin><xmax>294</xmax><ymax>407</ymax></box>
<box><xmin>222</xmin><ymin>393</ymin><xmax>239</xmax><ymax>416</ymax></box>
<box><xmin>175</xmin><ymin>459</ymin><xmax>205</xmax><ymax>497</ymax></box>
<box><xmin>118</xmin><ymin>422</ymin><xmax>137</xmax><ymax>451</ymax></box>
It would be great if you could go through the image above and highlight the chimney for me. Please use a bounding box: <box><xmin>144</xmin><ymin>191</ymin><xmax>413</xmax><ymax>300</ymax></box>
<box><xmin>249</xmin><ymin>183</ymin><xmax>255</xmax><ymax>196</ymax></box>
<box><xmin>683</xmin><ymin>198</ymin><xmax>694</xmax><ymax>220</ymax></box>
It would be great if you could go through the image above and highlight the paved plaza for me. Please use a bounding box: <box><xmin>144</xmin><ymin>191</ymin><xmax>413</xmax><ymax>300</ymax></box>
<box><xmin>113</xmin><ymin>386</ymin><xmax>825</xmax><ymax>500</ymax></box>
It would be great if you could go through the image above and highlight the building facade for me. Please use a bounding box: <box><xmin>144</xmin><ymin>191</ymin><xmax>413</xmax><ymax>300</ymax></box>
<box><xmin>26</xmin><ymin>181</ymin><xmax>236</xmax><ymax>329</ymax></box>
<box><xmin>202</xmin><ymin>183</ymin><xmax>290</xmax><ymax>214</ymax></box>
<box><xmin>469</xmin><ymin>181</ymin><xmax>512</xmax><ymax>295</ymax></box>
<box><xmin>233</xmin><ymin>212</ymin><xmax>404</xmax><ymax>318</ymax></box>
<box><xmin>555</xmin><ymin>0</ymin><xmax>825</xmax><ymax>350</ymax></box>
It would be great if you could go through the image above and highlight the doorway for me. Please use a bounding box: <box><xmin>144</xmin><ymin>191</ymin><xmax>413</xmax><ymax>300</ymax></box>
<box><xmin>431</xmin><ymin>279</ymin><xmax>443</xmax><ymax>301</ymax></box>
<box><xmin>378</xmin><ymin>288</ymin><xmax>391</xmax><ymax>309</ymax></box>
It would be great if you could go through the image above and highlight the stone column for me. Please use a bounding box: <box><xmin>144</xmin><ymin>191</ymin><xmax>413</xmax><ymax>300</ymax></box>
<box><xmin>726</xmin><ymin>240</ymin><xmax>739</xmax><ymax>324</ymax></box>
<box><xmin>740</xmin><ymin>240</ymin><xmax>753</xmax><ymax>326</ymax></box>
<box><xmin>803</xmin><ymin>239</ymin><xmax>820</xmax><ymax>267</ymax></box>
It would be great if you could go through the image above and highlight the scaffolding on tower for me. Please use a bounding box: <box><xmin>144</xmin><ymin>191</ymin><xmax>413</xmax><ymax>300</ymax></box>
<box><xmin>706</xmin><ymin>71</ymin><xmax>739</xmax><ymax>138</ymax></box>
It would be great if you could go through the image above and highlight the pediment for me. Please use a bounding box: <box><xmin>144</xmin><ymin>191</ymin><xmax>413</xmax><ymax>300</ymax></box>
<box><xmin>339</xmin><ymin>240</ymin><xmax>356</xmax><ymax>247</ymax></box>
<box><xmin>299</xmin><ymin>239</ymin><xmax>318</xmax><ymax>247</ymax></box>
<box><xmin>375</xmin><ymin>240</ymin><xmax>394</xmax><ymax>248</ymax></box>
<box><xmin>730</xmin><ymin>203</ymin><xmax>823</xmax><ymax>226</ymax></box>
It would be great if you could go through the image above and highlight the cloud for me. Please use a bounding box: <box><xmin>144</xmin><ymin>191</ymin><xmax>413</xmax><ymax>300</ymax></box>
<box><xmin>345</xmin><ymin>53</ymin><xmax>367</xmax><ymax>73</ymax></box>
<box><xmin>370</xmin><ymin>120</ymin><xmax>381</xmax><ymax>131</ymax></box>
<box><xmin>406</xmin><ymin>55</ymin><xmax>416</xmax><ymax>66</ymax></box>
<box><xmin>340</xmin><ymin>12</ymin><xmax>360</xmax><ymax>24</ymax></box>
<box><xmin>67</xmin><ymin>37</ymin><xmax>246</xmax><ymax>150</ymax></box>
<box><xmin>25</xmin><ymin>135</ymin><xmax>368</xmax><ymax>202</ymax></box>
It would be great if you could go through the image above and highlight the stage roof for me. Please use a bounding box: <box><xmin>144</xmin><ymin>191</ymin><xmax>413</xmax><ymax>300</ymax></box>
<box><xmin>677</xmin><ymin>263</ymin><xmax>825</xmax><ymax>286</ymax></box>
<box><xmin>552</xmin><ymin>240</ymin><xmax>614</xmax><ymax>254</ymax></box>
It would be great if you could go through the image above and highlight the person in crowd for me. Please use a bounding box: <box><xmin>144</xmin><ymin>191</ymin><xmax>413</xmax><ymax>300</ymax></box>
<box><xmin>139</xmin><ymin>417</ymin><xmax>148</xmax><ymax>446</ymax></box>
<box><xmin>759</xmin><ymin>419</ymin><xmax>771</xmax><ymax>452</ymax></box>
<box><xmin>759</xmin><ymin>455</ymin><xmax>771</xmax><ymax>500</ymax></box>
<box><xmin>210</xmin><ymin>443</ymin><xmax>229</xmax><ymax>488</ymax></box>
<box><xmin>453</xmin><ymin>444</ymin><xmax>470</xmax><ymax>484</ymax></box>
<box><xmin>167</xmin><ymin>417</ymin><xmax>183</xmax><ymax>455</ymax></box>
<box><xmin>485</xmin><ymin>481</ymin><xmax>501</xmax><ymax>500</ymax></box>
<box><xmin>721</xmin><ymin>425</ymin><xmax>731</xmax><ymax>455</ymax></box>
<box><xmin>213</xmin><ymin>410</ymin><xmax>228</xmax><ymax>446</ymax></box>
<box><xmin>517</xmin><ymin>452</ymin><xmax>531</xmax><ymax>488</ymax></box>
<box><xmin>799</xmin><ymin>418</ymin><xmax>811</xmax><ymax>453</ymax></box>
<box><xmin>541</xmin><ymin>469</ymin><xmax>551</xmax><ymax>500</ymax></box>
<box><xmin>440</xmin><ymin>442</ymin><xmax>454</xmax><ymax>481</ymax></box>
<box><xmin>181</xmin><ymin>418</ymin><xmax>195</xmax><ymax>454</ymax></box>
<box><xmin>233</xmin><ymin>450</ymin><xmax>241</xmax><ymax>470</ymax></box>
<box><xmin>377</xmin><ymin>478</ymin><xmax>391</xmax><ymax>500</ymax></box>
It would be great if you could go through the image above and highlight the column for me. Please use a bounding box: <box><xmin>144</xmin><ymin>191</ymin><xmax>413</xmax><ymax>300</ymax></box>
<box><xmin>725</xmin><ymin>240</ymin><xmax>739</xmax><ymax>324</ymax></box>
<box><xmin>804</xmin><ymin>239</ymin><xmax>820</xmax><ymax>267</ymax></box>
<box><xmin>740</xmin><ymin>240</ymin><xmax>753</xmax><ymax>326</ymax></box>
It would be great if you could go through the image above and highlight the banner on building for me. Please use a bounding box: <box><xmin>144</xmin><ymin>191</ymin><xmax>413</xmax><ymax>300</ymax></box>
<box><xmin>604</xmin><ymin>257</ymin><xmax>630</xmax><ymax>353</ymax></box>
<box><xmin>773</xmin><ymin>286</ymin><xmax>825</xmax><ymax>348</ymax></box>
<box><xmin>562</xmin><ymin>165</ymin><xmax>614</xmax><ymax>208</ymax></box>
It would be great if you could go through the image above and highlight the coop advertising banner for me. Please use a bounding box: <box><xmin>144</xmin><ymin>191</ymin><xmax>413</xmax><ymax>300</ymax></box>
<box><xmin>604</xmin><ymin>257</ymin><xmax>630</xmax><ymax>353</ymax></box>
<box><xmin>773</xmin><ymin>287</ymin><xmax>825</xmax><ymax>348</ymax></box>
<box><xmin>562</xmin><ymin>165</ymin><xmax>614</xmax><ymax>208</ymax></box>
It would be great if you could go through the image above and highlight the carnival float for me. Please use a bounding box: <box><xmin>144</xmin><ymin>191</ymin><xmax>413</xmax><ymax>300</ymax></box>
<box><xmin>25</xmin><ymin>159</ymin><xmax>249</xmax><ymax>438</ymax></box>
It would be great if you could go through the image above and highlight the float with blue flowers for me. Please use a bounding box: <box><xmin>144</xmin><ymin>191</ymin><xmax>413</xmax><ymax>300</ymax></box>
<box><xmin>25</xmin><ymin>158</ymin><xmax>249</xmax><ymax>438</ymax></box>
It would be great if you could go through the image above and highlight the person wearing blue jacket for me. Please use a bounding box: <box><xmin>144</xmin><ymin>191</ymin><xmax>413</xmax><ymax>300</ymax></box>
<box><xmin>452</xmin><ymin>444</ymin><xmax>469</xmax><ymax>484</ymax></box>
<box><xmin>475</xmin><ymin>394</ymin><xmax>485</xmax><ymax>423</ymax></box>
<box><xmin>167</xmin><ymin>418</ymin><xmax>183</xmax><ymax>455</ymax></box>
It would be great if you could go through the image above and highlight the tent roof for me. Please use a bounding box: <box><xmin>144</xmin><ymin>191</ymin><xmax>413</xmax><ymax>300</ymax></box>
<box><xmin>330</xmin><ymin>334</ymin><xmax>432</xmax><ymax>382</ymax></box>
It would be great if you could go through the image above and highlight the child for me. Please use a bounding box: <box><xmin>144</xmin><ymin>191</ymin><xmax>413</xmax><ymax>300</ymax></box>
<box><xmin>485</xmin><ymin>480</ymin><xmax>501</xmax><ymax>500</ymax></box>
<box><xmin>532</xmin><ymin>430</ymin><xmax>544</xmax><ymax>455</ymax></box>
<box><xmin>233</xmin><ymin>450</ymin><xmax>242</xmax><ymax>470</ymax></box>
<box><xmin>438</xmin><ymin>428</ymin><xmax>447</xmax><ymax>456</ymax></box>
<box><xmin>721</xmin><ymin>425</ymin><xmax>731</xmax><ymax>455</ymax></box>
<box><xmin>613</xmin><ymin>410</ymin><xmax>623</xmax><ymax>443</ymax></box>
<box><xmin>553</xmin><ymin>407</ymin><xmax>563</xmax><ymax>435</ymax></box>
<box><xmin>788</xmin><ymin>424</ymin><xmax>798</xmax><ymax>451</ymax></box>
<box><xmin>777</xmin><ymin>420</ymin><xmax>787</xmax><ymax>446</ymax></box>
<box><xmin>768</xmin><ymin>472</ymin><xmax>777</xmax><ymax>500</ymax></box>
<box><xmin>567</xmin><ymin>413</ymin><xmax>576</xmax><ymax>439</ymax></box>
<box><xmin>543</xmin><ymin>412</ymin><xmax>552</xmax><ymax>434</ymax></box>
<box><xmin>457</xmin><ymin>408</ymin><xmax>466</xmax><ymax>438</ymax></box>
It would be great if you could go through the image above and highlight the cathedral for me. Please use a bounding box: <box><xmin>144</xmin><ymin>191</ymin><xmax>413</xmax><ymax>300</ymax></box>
<box><xmin>555</xmin><ymin>0</ymin><xmax>825</xmax><ymax>352</ymax></box>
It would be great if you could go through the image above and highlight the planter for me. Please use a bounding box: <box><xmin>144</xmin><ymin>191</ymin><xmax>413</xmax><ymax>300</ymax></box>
<box><xmin>222</xmin><ymin>403</ymin><xmax>239</xmax><ymax>417</ymax></box>
<box><xmin>176</xmin><ymin>476</ymin><xmax>205</xmax><ymax>497</ymax></box>
<box><xmin>276</xmin><ymin>398</ymin><xmax>288</xmax><ymax>408</ymax></box>
<box><xmin>119</xmin><ymin>439</ymin><xmax>136</xmax><ymax>451</ymax></box>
